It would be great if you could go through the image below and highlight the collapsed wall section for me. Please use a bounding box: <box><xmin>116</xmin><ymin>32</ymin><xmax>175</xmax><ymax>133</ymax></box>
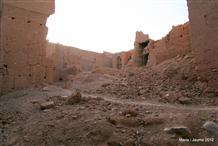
<box><xmin>187</xmin><ymin>0</ymin><xmax>218</xmax><ymax>89</ymax></box>
<box><xmin>0</xmin><ymin>0</ymin><xmax>54</xmax><ymax>94</ymax></box>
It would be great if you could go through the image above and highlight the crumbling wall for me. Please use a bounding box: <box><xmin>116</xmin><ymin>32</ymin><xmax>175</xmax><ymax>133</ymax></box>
<box><xmin>46</xmin><ymin>43</ymin><xmax>113</xmax><ymax>83</ymax></box>
<box><xmin>187</xmin><ymin>0</ymin><xmax>218</xmax><ymax>89</ymax></box>
<box><xmin>147</xmin><ymin>22</ymin><xmax>191</xmax><ymax>66</ymax></box>
<box><xmin>0</xmin><ymin>0</ymin><xmax>54</xmax><ymax>94</ymax></box>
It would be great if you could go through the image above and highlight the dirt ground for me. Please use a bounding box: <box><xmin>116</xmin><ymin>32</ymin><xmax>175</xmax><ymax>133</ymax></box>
<box><xmin>1</xmin><ymin>53</ymin><xmax>218</xmax><ymax>146</ymax></box>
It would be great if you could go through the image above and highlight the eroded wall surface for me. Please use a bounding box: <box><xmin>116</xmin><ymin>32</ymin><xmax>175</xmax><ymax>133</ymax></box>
<box><xmin>147</xmin><ymin>22</ymin><xmax>191</xmax><ymax>66</ymax></box>
<box><xmin>0</xmin><ymin>0</ymin><xmax>54</xmax><ymax>94</ymax></box>
<box><xmin>187</xmin><ymin>0</ymin><xmax>218</xmax><ymax>89</ymax></box>
<box><xmin>46</xmin><ymin>43</ymin><xmax>113</xmax><ymax>83</ymax></box>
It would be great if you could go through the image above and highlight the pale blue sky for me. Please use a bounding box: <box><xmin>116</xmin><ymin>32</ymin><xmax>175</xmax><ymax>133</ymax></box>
<box><xmin>46</xmin><ymin>0</ymin><xmax>188</xmax><ymax>53</ymax></box>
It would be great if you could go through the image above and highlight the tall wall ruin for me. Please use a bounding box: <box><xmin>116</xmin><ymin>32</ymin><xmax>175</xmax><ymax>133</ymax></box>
<box><xmin>0</xmin><ymin>0</ymin><xmax>55</xmax><ymax>94</ymax></box>
<box><xmin>147</xmin><ymin>22</ymin><xmax>191</xmax><ymax>66</ymax></box>
<box><xmin>133</xmin><ymin>31</ymin><xmax>150</xmax><ymax>66</ymax></box>
<box><xmin>187</xmin><ymin>0</ymin><xmax>218</xmax><ymax>90</ymax></box>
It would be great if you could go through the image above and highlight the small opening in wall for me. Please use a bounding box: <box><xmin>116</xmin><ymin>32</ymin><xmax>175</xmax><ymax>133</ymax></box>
<box><xmin>40</xmin><ymin>23</ymin><xmax>43</xmax><ymax>26</ymax></box>
<box><xmin>59</xmin><ymin>77</ymin><xmax>63</xmax><ymax>81</ymax></box>
<box><xmin>27</xmin><ymin>20</ymin><xmax>31</xmax><ymax>23</ymax></box>
<box><xmin>180</xmin><ymin>34</ymin><xmax>183</xmax><ymax>38</ymax></box>
<box><xmin>29</xmin><ymin>74</ymin><xmax>32</xmax><ymax>77</ymax></box>
<box><xmin>44</xmin><ymin>76</ymin><xmax>47</xmax><ymax>79</ymax></box>
<box><xmin>11</xmin><ymin>17</ymin><xmax>15</xmax><ymax>20</ymax></box>
<box><xmin>3</xmin><ymin>64</ymin><xmax>8</xmax><ymax>68</ymax></box>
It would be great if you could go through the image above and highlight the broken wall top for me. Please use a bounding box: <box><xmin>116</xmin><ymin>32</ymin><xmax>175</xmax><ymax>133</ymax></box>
<box><xmin>3</xmin><ymin>0</ymin><xmax>55</xmax><ymax>15</ymax></box>
<box><xmin>135</xmin><ymin>31</ymin><xmax>149</xmax><ymax>44</ymax></box>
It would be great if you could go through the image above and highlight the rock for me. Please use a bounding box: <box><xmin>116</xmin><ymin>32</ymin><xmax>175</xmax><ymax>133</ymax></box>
<box><xmin>178</xmin><ymin>97</ymin><xmax>191</xmax><ymax>104</ymax></box>
<box><xmin>144</xmin><ymin>117</ymin><xmax>165</xmax><ymax>126</ymax></box>
<box><xmin>164</xmin><ymin>126</ymin><xmax>192</xmax><ymax>138</ymax></box>
<box><xmin>67</xmin><ymin>91</ymin><xmax>82</xmax><ymax>104</ymax></box>
<box><xmin>42</xmin><ymin>86</ymin><xmax>50</xmax><ymax>91</ymax></box>
<box><xmin>203</xmin><ymin>121</ymin><xmax>218</xmax><ymax>135</ymax></box>
<box><xmin>60</xmin><ymin>95</ymin><xmax>69</xmax><ymax>100</ymax></box>
<box><xmin>40</xmin><ymin>101</ymin><xmax>55</xmax><ymax>110</ymax></box>
<box><xmin>122</xmin><ymin>109</ymin><xmax>138</xmax><ymax>117</ymax></box>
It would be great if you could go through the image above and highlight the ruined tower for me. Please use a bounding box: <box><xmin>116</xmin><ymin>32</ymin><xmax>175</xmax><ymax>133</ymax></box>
<box><xmin>133</xmin><ymin>31</ymin><xmax>150</xmax><ymax>66</ymax></box>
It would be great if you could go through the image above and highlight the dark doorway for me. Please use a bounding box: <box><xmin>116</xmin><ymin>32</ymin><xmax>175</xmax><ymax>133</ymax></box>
<box><xmin>142</xmin><ymin>53</ymin><xmax>149</xmax><ymax>65</ymax></box>
<box><xmin>139</xmin><ymin>40</ymin><xmax>150</xmax><ymax>49</ymax></box>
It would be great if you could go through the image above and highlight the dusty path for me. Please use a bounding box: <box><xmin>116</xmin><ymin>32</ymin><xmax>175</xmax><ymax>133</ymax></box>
<box><xmin>83</xmin><ymin>93</ymin><xmax>218</xmax><ymax>112</ymax></box>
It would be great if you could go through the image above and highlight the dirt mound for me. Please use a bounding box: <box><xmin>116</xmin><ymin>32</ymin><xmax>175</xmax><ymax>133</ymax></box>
<box><xmin>98</xmin><ymin>53</ymin><xmax>218</xmax><ymax>106</ymax></box>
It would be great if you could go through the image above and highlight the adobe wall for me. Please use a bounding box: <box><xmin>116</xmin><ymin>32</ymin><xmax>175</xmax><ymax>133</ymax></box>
<box><xmin>0</xmin><ymin>0</ymin><xmax>55</xmax><ymax>94</ymax></box>
<box><xmin>187</xmin><ymin>0</ymin><xmax>218</xmax><ymax>89</ymax></box>
<box><xmin>46</xmin><ymin>43</ymin><xmax>113</xmax><ymax>83</ymax></box>
<box><xmin>147</xmin><ymin>22</ymin><xmax>191</xmax><ymax>66</ymax></box>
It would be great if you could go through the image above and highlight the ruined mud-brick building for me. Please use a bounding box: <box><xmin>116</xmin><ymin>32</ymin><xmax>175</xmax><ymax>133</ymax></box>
<box><xmin>46</xmin><ymin>43</ymin><xmax>113</xmax><ymax>83</ymax></box>
<box><xmin>114</xmin><ymin>23</ymin><xmax>191</xmax><ymax>69</ymax></box>
<box><xmin>0</xmin><ymin>0</ymin><xmax>217</xmax><ymax>94</ymax></box>
<box><xmin>187</xmin><ymin>0</ymin><xmax>218</xmax><ymax>90</ymax></box>
<box><xmin>0</xmin><ymin>0</ymin><xmax>55</xmax><ymax>94</ymax></box>
<box><xmin>147</xmin><ymin>22</ymin><xmax>191</xmax><ymax>66</ymax></box>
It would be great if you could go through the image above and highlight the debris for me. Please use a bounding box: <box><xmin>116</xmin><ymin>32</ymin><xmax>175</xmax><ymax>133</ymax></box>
<box><xmin>40</xmin><ymin>101</ymin><xmax>55</xmax><ymax>110</ymax></box>
<box><xmin>106</xmin><ymin>117</ymin><xmax>117</xmax><ymax>125</ymax></box>
<box><xmin>122</xmin><ymin>109</ymin><xmax>138</xmax><ymax>117</ymax></box>
<box><xmin>67</xmin><ymin>91</ymin><xmax>82</xmax><ymax>104</ymax></box>
<box><xmin>144</xmin><ymin>117</ymin><xmax>165</xmax><ymax>126</ymax></box>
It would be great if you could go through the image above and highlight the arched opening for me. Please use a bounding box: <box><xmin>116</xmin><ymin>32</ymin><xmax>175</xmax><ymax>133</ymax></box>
<box><xmin>116</xmin><ymin>56</ymin><xmax>122</xmax><ymax>69</ymax></box>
